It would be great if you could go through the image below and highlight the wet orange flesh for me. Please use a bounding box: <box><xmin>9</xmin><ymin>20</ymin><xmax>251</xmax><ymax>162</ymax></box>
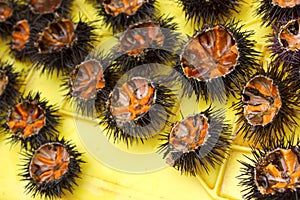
<box><xmin>126</xmin><ymin>34</ymin><xmax>146</xmax><ymax>56</ymax></box>
<box><xmin>0</xmin><ymin>75</ymin><xmax>8</xmax><ymax>96</ymax></box>
<box><xmin>272</xmin><ymin>0</ymin><xmax>300</xmax><ymax>7</ymax></box>
<box><xmin>111</xmin><ymin>83</ymin><xmax>154</xmax><ymax>120</ymax></box>
<box><xmin>279</xmin><ymin>19</ymin><xmax>300</xmax><ymax>50</ymax></box>
<box><xmin>37</xmin><ymin>19</ymin><xmax>76</xmax><ymax>53</ymax></box>
<box><xmin>119</xmin><ymin>22</ymin><xmax>164</xmax><ymax>56</ymax></box>
<box><xmin>255</xmin><ymin>149</ymin><xmax>300</xmax><ymax>195</ymax></box>
<box><xmin>104</xmin><ymin>0</ymin><xmax>145</xmax><ymax>16</ymax></box>
<box><xmin>29</xmin><ymin>0</ymin><xmax>62</xmax><ymax>14</ymax></box>
<box><xmin>182</xmin><ymin>26</ymin><xmax>238</xmax><ymax>81</ymax></box>
<box><xmin>30</xmin><ymin>144</ymin><xmax>70</xmax><ymax>184</ymax></box>
<box><xmin>71</xmin><ymin>60</ymin><xmax>105</xmax><ymax>100</ymax></box>
<box><xmin>0</xmin><ymin>2</ymin><xmax>12</xmax><ymax>22</ymax></box>
<box><xmin>169</xmin><ymin>115</ymin><xmax>209</xmax><ymax>152</ymax></box>
<box><xmin>8</xmin><ymin>102</ymin><xmax>45</xmax><ymax>138</ymax></box>
<box><xmin>11</xmin><ymin>20</ymin><xmax>30</xmax><ymax>51</ymax></box>
<box><xmin>243</xmin><ymin>76</ymin><xmax>282</xmax><ymax>126</ymax></box>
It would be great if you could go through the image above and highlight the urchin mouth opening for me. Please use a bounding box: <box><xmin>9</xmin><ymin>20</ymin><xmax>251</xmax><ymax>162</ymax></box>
<box><xmin>6</xmin><ymin>100</ymin><xmax>46</xmax><ymax>139</ymax></box>
<box><xmin>242</xmin><ymin>75</ymin><xmax>282</xmax><ymax>127</ymax></box>
<box><xmin>180</xmin><ymin>25</ymin><xmax>239</xmax><ymax>82</ymax></box>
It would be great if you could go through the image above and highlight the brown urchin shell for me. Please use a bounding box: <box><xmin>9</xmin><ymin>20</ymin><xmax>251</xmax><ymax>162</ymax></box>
<box><xmin>29</xmin><ymin>142</ymin><xmax>70</xmax><ymax>186</ymax></box>
<box><xmin>28</xmin><ymin>0</ymin><xmax>63</xmax><ymax>14</ymax></box>
<box><xmin>103</xmin><ymin>0</ymin><xmax>146</xmax><ymax>17</ymax></box>
<box><xmin>272</xmin><ymin>0</ymin><xmax>300</xmax><ymax>8</ymax></box>
<box><xmin>0</xmin><ymin>70</ymin><xmax>8</xmax><ymax>96</ymax></box>
<box><xmin>254</xmin><ymin>148</ymin><xmax>300</xmax><ymax>195</ymax></box>
<box><xmin>242</xmin><ymin>75</ymin><xmax>282</xmax><ymax>127</ymax></box>
<box><xmin>36</xmin><ymin>18</ymin><xmax>77</xmax><ymax>54</ymax></box>
<box><xmin>180</xmin><ymin>25</ymin><xmax>239</xmax><ymax>81</ymax></box>
<box><xmin>11</xmin><ymin>20</ymin><xmax>30</xmax><ymax>51</ymax></box>
<box><xmin>7</xmin><ymin>99</ymin><xmax>46</xmax><ymax>139</ymax></box>
<box><xmin>0</xmin><ymin>1</ymin><xmax>12</xmax><ymax>22</ymax></box>
<box><xmin>278</xmin><ymin>18</ymin><xmax>300</xmax><ymax>51</ymax></box>
<box><xmin>118</xmin><ymin>21</ymin><xmax>165</xmax><ymax>57</ymax></box>
<box><xmin>167</xmin><ymin>114</ymin><xmax>209</xmax><ymax>166</ymax></box>
<box><xmin>107</xmin><ymin>77</ymin><xmax>156</xmax><ymax>127</ymax></box>
<box><xmin>70</xmin><ymin>59</ymin><xmax>105</xmax><ymax>101</ymax></box>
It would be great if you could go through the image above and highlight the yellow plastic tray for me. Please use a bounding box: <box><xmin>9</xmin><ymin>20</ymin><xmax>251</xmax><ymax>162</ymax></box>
<box><xmin>0</xmin><ymin>0</ymin><xmax>280</xmax><ymax>199</ymax></box>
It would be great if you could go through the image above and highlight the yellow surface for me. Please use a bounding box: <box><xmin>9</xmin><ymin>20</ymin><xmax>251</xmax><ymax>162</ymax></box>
<box><xmin>0</xmin><ymin>0</ymin><xmax>284</xmax><ymax>200</ymax></box>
